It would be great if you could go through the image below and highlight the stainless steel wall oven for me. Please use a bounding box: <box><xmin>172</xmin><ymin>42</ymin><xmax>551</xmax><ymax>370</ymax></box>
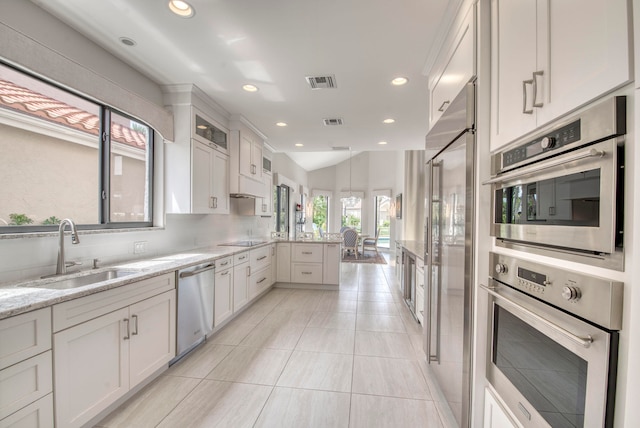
<box><xmin>486</xmin><ymin>97</ymin><xmax>626</xmax><ymax>270</ymax></box>
<box><xmin>483</xmin><ymin>252</ymin><xmax>623</xmax><ymax>428</ymax></box>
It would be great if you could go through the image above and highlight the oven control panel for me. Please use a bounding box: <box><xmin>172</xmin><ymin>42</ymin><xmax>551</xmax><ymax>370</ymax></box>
<box><xmin>502</xmin><ymin>120</ymin><xmax>581</xmax><ymax>168</ymax></box>
<box><xmin>489</xmin><ymin>252</ymin><xmax>623</xmax><ymax>330</ymax></box>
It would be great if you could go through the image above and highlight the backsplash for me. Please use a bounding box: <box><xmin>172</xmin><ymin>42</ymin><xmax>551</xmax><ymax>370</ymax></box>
<box><xmin>0</xmin><ymin>212</ymin><xmax>273</xmax><ymax>283</ymax></box>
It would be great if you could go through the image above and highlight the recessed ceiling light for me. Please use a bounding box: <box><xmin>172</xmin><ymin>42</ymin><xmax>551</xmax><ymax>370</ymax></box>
<box><xmin>383</xmin><ymin>118</ymin><xmax>395</xmax><ymax>124</ymax></box>
<box><xmin>119</xmin><ymin>37</ymin><xmax>136</xmax><ymax>47</ymax></box>
<box><xmin>242</xmin><ymin>84</ymin><xmax>259</xmax><ymax>92</ymax></box>
<box><xmin>276</xmin><ymin>122</ymin><xmax>288</xmax><ymax>127</ymax></box>
<box><xmin>168</xmin><ymin>0</ymin><xmax>194</xmax><ymax>17</ymax></box>
<box><xmin>378</xmin><ymin>141</ymin><xmax>388</xmax><ymax>145</ymax></box>
<box><xmin>391</xmin><ymin>77</ymin><xmax>408</xmax><ymax>86</ymax></box>
<box><xmin>196</xmin><ymin>125</ymin><xmax>207</xmax><ymax>129</ymax></box>
<box><xmin>295</xmin><ymin>143</ymin><xmax>304</xmax><ymax>147</ymax></box>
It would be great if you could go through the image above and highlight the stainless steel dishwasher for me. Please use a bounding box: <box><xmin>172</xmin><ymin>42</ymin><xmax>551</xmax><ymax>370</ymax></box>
<box><xmin>172</xmin><ymin>261</ymin><xmax>215</xmax><ymax>363</ymax></box>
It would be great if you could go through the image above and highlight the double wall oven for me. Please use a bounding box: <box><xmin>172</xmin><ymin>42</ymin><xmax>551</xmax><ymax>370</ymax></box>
<box><xmin>484</xmin><ymin>252</ymin><xmax>623</xmax><ymax>428</ymax></box>
<box><xmin>487</xmin><ymin>96</ymin><xmax>626</xmax><ymax>270</ymax></box>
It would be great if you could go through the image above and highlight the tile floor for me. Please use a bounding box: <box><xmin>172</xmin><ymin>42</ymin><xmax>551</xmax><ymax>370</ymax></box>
<box><xmin>95</xmin><ymin>253</ymin><xmax>444</xmax><ymax>427</ymax></box>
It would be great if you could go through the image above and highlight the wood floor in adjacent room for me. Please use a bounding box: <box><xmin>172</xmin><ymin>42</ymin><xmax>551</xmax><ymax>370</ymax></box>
<box><xmin>95</xmin><ymin>253</ymin><xmax>446</xmax><ymax>427</ymax></box>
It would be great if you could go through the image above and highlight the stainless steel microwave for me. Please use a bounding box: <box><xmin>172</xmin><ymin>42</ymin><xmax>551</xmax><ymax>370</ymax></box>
<box><xmin>486</xmin><ymin>97</ymin><xmax>626</xmax><ymax>264</ymax></box>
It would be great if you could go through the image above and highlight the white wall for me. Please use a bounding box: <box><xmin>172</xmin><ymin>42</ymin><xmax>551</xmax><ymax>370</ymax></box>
<box><xmin>307</xmin><ymin>151</ymin><xmax>403</xmax><ymax>242</ymax></box>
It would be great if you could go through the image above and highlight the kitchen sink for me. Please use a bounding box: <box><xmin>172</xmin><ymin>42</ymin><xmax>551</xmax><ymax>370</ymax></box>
<box><xmin>31</xmin><ymin>269</ymin><xmax>138</xmax><ymax>290</ymax></box>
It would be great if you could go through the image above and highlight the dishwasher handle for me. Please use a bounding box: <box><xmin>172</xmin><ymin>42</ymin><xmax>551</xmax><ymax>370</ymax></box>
<box><xmin>179</xmin><ymin>263</ymin><xmax>215</xmax><ymax>278</ymax></box>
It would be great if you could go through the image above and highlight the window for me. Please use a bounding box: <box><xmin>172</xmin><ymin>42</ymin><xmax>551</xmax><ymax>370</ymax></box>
<box><xmin>274</xmin><ymin>185</ymin><xmax>290</xmax><ymax>233</ymax></box>
<box><xmin>312</xmin><ymin>195</ymin><xmax>329</xmax><ymax>238</ymax></box>
<box><xmin>341</xmin><ymin>196</ymin><xmax>362</xmax><ymax>232</ymax></box>
<box><xmin>374</xmin><ymin>196</ymin><xmax>391</xmax><ymax>248</ymax></box>
<box><xmin>0</xmin><ymin>63</ymin><xmax>153</xmax><ymax>231</ymax></box>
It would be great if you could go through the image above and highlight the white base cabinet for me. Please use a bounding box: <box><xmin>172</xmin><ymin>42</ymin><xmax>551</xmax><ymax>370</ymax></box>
<box><xmin>276</xmin><ymin>243</ymin><xmax>291</xmax><ymax>283</ymax></box>
<box><xmin>53</xmin><ymin>275</ymin><xmax>175</xmax><ymax>428</ymax></box>
<box><xmin>0</xmin><ymin>393</ymin><xmax>53</xmax><ymax>428</ymax></box>
<box><xmin>484</xmin><ymin>387</ymin><xmax>520</xmax><ymax>428</ymax></box>
<box><xmin>233</xmin><ymin>251</ymin><xmax>250</xmax><ymax>312</ymax></box>
<box><xmin>322</xmin><ymin>243</ymin><xmax>340</xmax><ymax>285</ymax></box>
<box><xmin>214</xmin><ymin>268</ymin><xmax>233</xmax><ymax>326</ymax></box>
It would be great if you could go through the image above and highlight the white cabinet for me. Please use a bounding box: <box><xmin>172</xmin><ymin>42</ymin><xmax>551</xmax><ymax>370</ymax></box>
<box><xmin>276</xmin><ymin>243</ymin><xmax>291</xmax><ymax>283</ymax></box>
<box><xmin>233</xmin><ymin>252</ymin><xmax>250</xmax><ymax>312</ymax></box>
<box><xmin>249</xmin><ymin>266</ymin><xmax>272</xmax><ymax>300</ymax></box>
<box><xmin>322</xmin><ymin>243</ymin><xmax>340</xmax><ymax>285</ymax></box>
<box><xmin>484</xmin><ymin>387</ymin><xmax>520</xmax><ymax>428</ymax></box>
<box><xmin>490</xmin><ymin>0</ymin><xmax>631</xmax><ymax>150</ymax></box>
<box><xmin>229</xmin><ymin>120</ymin><xmax>266</xmax><ymax>198</ymax></box>
<box><xmin>292</xmin><ymin>244</ymin><xmax>323</xmax><ymax>263</ymax></box>
<box><xmin>428</xmin><ymin>6</ymin><xmax>475</xmax><ymax>128</ymax></box>
<box><xmin>191</xmin><ymin>140</ymin><xmax>230</xmax><ymax>214</ymax></box>
<box><xmin>0</xmin><ymin>308</ymin><xmax>53</xmax><ymax>427</ymax></box>
<box><xmin>214</xmin><ymin>267</ymin><xmax>233</xmax><ymax>326</ymax></box>
<box><xmin>163</xmin><ymin>86</ymin><xmax>231</xmax><ymax>214</ymax></box>
<box><xmin>52</xmin><ymin>274</ymin><xmax>176</xmax><ymax>428</ymax></box>
<box><xmin>269</xmin><ymin>244</ymin><xmax>277</xmax><ymax>286</ymax></box>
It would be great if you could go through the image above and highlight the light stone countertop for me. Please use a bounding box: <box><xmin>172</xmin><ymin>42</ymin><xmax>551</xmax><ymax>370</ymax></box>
<box><xmin>396</xmin><ymin>240</ymin><xmax>426</xmax><ymax>261</ymax></box>
<box><xmin>0</xmin><ymin>238</ymin><xmax>342</xmax><ymax>320</ymax></box>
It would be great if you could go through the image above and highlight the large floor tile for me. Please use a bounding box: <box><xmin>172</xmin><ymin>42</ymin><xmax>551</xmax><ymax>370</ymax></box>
<box><xmin>254</xmin><ymin>387</ymin><xmax>350</xmax><ymax>428</ymax></box>
<box><xmin>295</xmin><ymin>327</ymin><xmax>355</xmax><ymax>354</ymax></box>
<box><xmin>349</xmin><ymin>394</ymin><xmax>442</xmax><ymax>428</ymax></box>
<box><xmin>315</xmin><ymin>297</ymin><xmax>358</xmax><ymax>313</ymax></box>
<box><xmin>354</xmin><ymin>331</ymin><xmax>415</xmax><ymax>359</ymax></box>
<box><xmin>357</xmin><ymin>291</ymin><xmax>395</xmax><ymax>302</ymax></box>
<box><xmin>96</xmin><ymin>375</ymin><xmax>201</xmax><ymax>427</ymax></box>
<box><xmin>207</xmin><ymin>346</ymin><xmax>291</xmax><ymax>385</ymax></box>
<box><xmin>276</xmin><ymin>350</ymin><xmax>353</xmax><ymax>392</ymax></box>
<box><xmin>274</xmin><ymin>290</ymin><xmax>322</xmax><ymax>312</ymax></box>
<box><xmin>259</xmin><ymin>309</ymin><xmax>312</xmax><ymax>328</ymax></box>
<box><xmin>156</xmin><ymin>380</ymin><xmax>272</xmax><ymax>428</ymax></box>
<box><xmin>356</xmin><ymin>313</ymin><xmax>407</xmax><ymax>333</ymax></box>
<box><xmin>208</xmin><ymin>321</ymin><xmax>256</xmax><ymax>346</ymax></box>
<box><xmin>352</xmin><ymin>355</ymin><xmax>431</xmax><ymax>399</ymax></box>
<box><xmin>239</xmin><ymin>323</ymin><xmax>305</xmax><ymax>350</ymax></box>
<box><xmin>357</xmin><ymin>300</ymin><xmax>399</xmax><ymax>316</ymax></box>
<box><xmin>306</xmin><ymin>311</ymin><xmax>356</xmax><ymax>330</ymax></box>
<box><xmin>165</xmin><ymin>343</ymin><xmax>234</xmax><ymax>379</ymax></box>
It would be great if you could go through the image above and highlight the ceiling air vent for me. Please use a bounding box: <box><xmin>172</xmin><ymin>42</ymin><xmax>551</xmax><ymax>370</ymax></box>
<box><xmin>323</xmin><ymin>118</ymin><xmax>343</xmax><ymax>126</ymax></box>
<box><xmin>306</xmin><ymin>75</ymin><xmax>337</xmax><ymax>89</ymax></box>
<box><xmin>332</xmin><ymin>146</ymin><xmax>350</xmax><ymax>151</ymax></box>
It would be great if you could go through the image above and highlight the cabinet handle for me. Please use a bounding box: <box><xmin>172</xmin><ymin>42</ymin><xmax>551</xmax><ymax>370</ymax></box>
<box><xmin>257</xmin><ymin>255</ymin><xmax>267</xmax><ymax>261</ymax></box>
<box><xmin>213</xmin><ymin>197</ymin><xmax>218</xmax><ymax>209</ymax></box>
<box><xmin>247</xmin><ymin>266</ymin><xmax>251</xmax><ymax>277</ymax></box>
<box><xmin>302</xmin><ymin>271</ymin><xmax>312</xmax><ymax>275</ymax></box>
<box><xmin>257</xmin><ymin>277</ymin><xmax>267</xmax><ymax>284</ymax></box>
<box><xmin>123</xmin><ymin>318</ymin><xmax>130</xmax><ymax>340</ymax></box>
<box><xmin>532</xmin><ymin>70</ymin><xmax>544</xmax><ymax>108</ymax></box>
<box><xmin>209</xmin><ymin>197</ymin><xmax>214</xmax><ymax>209</ymax></box>
<box><xmin>132</xmin><ymin>314</ymin><xmax>139</xmax><ymax>336</ymax></box>
<box><xmin>262</xmin><ymin>203</ymin><xmax>267</xmax><ymax>212</ymax></box>
<box><xmin>239</xmin><ymin>255</ymin><xmax>246</xmax><ymax>260</ymax></box>
<box><xmin>221</xmin><ymin>271</ymin><xmax>229</xmax><ymax>276</ymax></box>
<box><xmin>220</xmin><ymin>261</ymin><xmax>229</xmax><ymax>266</ymax></box>
<box><xmin>302</xmin><ymin>251</ymin><xmax>312</xmax><ymax>255</ymax></box>
<box><xmin>437</xmin><ymin>100</ymin><xmax>450</xmax><ymax>112</ymax></box>
<box><xmin>522</xmin><ymin>79</ymin><xmax>534</xmax><ymax>114</ymax></box>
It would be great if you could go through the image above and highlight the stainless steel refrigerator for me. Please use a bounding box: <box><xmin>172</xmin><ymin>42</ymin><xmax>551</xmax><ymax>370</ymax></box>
<box><xmin>423</xmin><ymin>79</ymin><xmax>475</xmax><ymax>427</ymax></box>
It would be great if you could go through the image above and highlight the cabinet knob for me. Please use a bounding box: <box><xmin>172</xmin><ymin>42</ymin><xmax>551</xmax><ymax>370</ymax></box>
<box><xmin>541</xmin><ymin>136</ymin><xmax>555</xmax><ymax>149</ymax></box>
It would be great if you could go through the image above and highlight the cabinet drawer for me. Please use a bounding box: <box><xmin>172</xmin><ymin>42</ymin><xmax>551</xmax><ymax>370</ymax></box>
<box><xmin>249</xmin><ymin>266</ymin><xmax>272</xmax><ymax>299</ymax></box>
<box><xmin>234</xmin><ymin>251</ymin><xmax>249</xmax><ymax>265</ymax></box>
<box><xmin>0</xmin><ymin>393</ymin><xmax>53</xmax><ymax>428</ymax></box>
<box><xmin>250</xmin><ymin>247</ymin><xmax>271</xmax><ymax>271</ymax></box>
<box><xmin>291</xmin><ymin>263</ymin><xmax>323</xmax><ymax>284</ymax></box>
<box><xmin>0</xmin><ymin>308</ymin><xmax>51</xmax><ymax>371</ymax></box>
<box><xmin>215</xmin><ymin>256</ymin><xmax>233</xmax><ymax>270</ymax></box>
<box><xmin>53</xmin><ymin>273</ymin><xmax>175</xmax><ymax>332</ymax></box>
<box><xmin>292</xmin><ymin>244</ymin><xmax>323</xmax><ymax>263</ymax></box>
<box><xmin>0</xmin><ymin>351</ymin><xmax>52</xmax><ymax>420</ymax></box>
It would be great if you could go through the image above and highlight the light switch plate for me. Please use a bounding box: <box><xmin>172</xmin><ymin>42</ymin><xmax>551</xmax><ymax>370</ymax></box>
<box><xmin>133</xmin><ymin>241</ymin><xmax>147</xmax><ymax>254</ymax></box>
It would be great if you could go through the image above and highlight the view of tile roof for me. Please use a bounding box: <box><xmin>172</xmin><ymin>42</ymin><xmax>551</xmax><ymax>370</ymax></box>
<box><xmin>0</xmin><ymin>79</ymin><xmax>147</xmax><ymax>149</ymax></box>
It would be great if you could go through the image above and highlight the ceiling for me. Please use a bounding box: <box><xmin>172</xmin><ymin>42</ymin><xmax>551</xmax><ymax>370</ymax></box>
<box><xmin>31</xmin><ymin>0</ymin><xmax>451</xmax><ymax>171</ymax></box>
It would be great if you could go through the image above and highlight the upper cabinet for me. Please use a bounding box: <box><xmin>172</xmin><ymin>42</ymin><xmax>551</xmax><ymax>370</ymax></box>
<box><xmin>428</xmin><ymin>5</ymin><xmax>475</xmax><ymax>129</ymax></box>
<box><xmin>229</xmin><ymin>118</ymin><xmax>267</xmax><ymax>198</ymax></box>
<box><xmin>163</xmin><ymin>85</ymin><xmax>230</xmax><ymax>214</ymax></box>
<box><xmin>490</xmin><ymin>0</ymin><xmax>631</xmax><ymax>151</ymax></box>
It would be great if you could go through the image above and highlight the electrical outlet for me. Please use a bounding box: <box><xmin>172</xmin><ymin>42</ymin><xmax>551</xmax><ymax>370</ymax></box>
<box><xmin>133</xmin><ymin>241</ymin><xmax>147</xmax><ymax>254</ymax></box>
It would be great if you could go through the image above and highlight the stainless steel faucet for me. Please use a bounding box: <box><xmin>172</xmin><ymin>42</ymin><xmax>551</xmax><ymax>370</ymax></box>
<box><xmin>56</xmin><ymin>218</ymin><xmax>80</xmax><ymax>275</ymax></box>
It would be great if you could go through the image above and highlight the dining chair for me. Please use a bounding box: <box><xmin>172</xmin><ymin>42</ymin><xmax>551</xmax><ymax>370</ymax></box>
<box><xmin>362</xmin><ymin>228</ymin><xmax>380</xmax><ymax>256</ymax></box>
<box><xmin>342</xmin><ymin>228</ymin><xmax>359</xmax><ymax>259</ymax></box>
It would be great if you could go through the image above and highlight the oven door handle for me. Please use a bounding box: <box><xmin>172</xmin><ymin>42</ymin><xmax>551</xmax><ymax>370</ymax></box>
<box><xmin>480</xmin><ymin>284</ymin><xmax>594</xmax><ymax>348</ymax></box>
<box><xmin>483</xmin><ymin>147</ymin><xmax>605</xmax><ymax>185</ymax></box>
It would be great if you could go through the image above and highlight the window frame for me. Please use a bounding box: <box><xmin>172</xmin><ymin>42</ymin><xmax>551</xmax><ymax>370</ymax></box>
<box><xmin>0</xmin><ymin>62</ymin><xmax>155</xmax><ymax>233</ymax></box>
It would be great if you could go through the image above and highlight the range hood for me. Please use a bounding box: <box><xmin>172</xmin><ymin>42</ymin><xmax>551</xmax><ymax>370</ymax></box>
<box><xmin>229</xmin><ymin>175</ymin><xmax>264</xmax><ymax>199</ymax></box>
